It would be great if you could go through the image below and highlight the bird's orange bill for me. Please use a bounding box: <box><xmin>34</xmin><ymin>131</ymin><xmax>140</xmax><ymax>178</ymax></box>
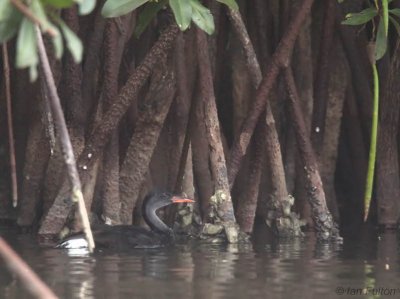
<box><xmin>171</xmin><ymin>196</ymin><xmax>195</xmax><ymax>203</ymax></box>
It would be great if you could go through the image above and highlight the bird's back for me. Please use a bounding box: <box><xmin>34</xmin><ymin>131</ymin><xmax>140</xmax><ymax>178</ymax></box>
<box><xmin>57</xmin><ymin>224</ymin><xmax>172</xmax><ymax>250</ymax></box>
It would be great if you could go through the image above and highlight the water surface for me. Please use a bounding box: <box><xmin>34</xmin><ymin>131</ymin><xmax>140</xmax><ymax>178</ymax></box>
<box><xmin>1</xmin><ymin>226</ymin><xmax>400</xmax><ymax>299</ymax></box>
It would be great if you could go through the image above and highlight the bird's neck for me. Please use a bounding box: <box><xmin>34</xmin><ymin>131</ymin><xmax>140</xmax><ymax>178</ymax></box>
<box><xmin>143</xmin><ymin>202</ymin><xmax>172</xmax><ymax>235</ymax></box>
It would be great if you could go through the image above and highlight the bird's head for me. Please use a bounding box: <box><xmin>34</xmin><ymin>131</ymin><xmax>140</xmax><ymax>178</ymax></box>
<box><xmin>145</xmin><ymin>192</ymin><xmax>195</xmax><ymax>210</ymax></box>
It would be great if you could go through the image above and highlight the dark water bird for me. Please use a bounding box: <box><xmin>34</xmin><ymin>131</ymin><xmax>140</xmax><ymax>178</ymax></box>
<box><xmin>56</xmin><ymin>192</ymin><xmax>194</xmax><ymax>250</ymax></box>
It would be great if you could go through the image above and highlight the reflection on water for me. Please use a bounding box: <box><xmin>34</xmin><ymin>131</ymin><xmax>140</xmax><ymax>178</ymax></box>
<box><xmin>1</xmin><ymin>226</ymin><xmax>400</xmax><ymax>299</ymax></box>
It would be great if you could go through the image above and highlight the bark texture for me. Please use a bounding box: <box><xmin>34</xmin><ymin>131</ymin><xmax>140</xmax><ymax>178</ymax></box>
<box><xmin>227</xmin><ymin>0</ymin><xmax>315</xmax><ymax>186</ymax></box>
<box><xmin>319</xmin><ymin>40</ymin><xmax>349</xmax><ymax>221</ymax></box>
<box><xmin>101</xmin><ymin>17</ymin><xmax>133</xmax><ymax>225</ymax></box>
<box><xmin>284</xmin><ymin>68</ymin><xmax>341</xmax><ymax>241</ymax></box>
<box><xmin>196</xmin><ymin>29</ymin><xmax>239</xmax><ymax>243</ymax></box>
<box><xmin>39</xmin><ymin>25</ymin><xmax>179</xmax><ymax>235</ymax></box>
<box><xmin>376</xmin><ymin>42</ymin><xmax>400</xmax><ymax>227</ymax></box>
<box><xmin>311</xmin><ymin>0</ymin><xmax>336</xmax><ymax>154</ymax></box>
<box><xmin>191</xmin><ymin>92</ymin><xmax>214</xmax><ymax>220</ymax></box>
<box><xmin>17</xmin><ymin>115</ymin><xmax>49</xmax><ymax>227</ymax></box>
<box><xmin>229</xmin><ymin>5</ymin><xmax>300</xmax><ymax>237</ymax></box>
<box><xmin>119</xmin><ymin>63</ymin><xmax>176</xmax><ymax>224</ymax></box>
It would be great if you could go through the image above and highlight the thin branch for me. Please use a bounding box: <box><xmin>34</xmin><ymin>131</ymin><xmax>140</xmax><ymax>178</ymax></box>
<box><xmin>0</xmin><ymin>238</ymin><xmax>59</xmax><ymax>299</ymax></box>
<box><xmin>10</xmin><ymin>0</ymin><xmax>58</xmax><ymax>37</ymax></box>
<box><xmin>35</xmin><ymin>26</ymin><xmax>95</xmax><ymax>252</ymax></box>
<box><xmin>2</xmin><ymin>44</ymin><xmax>18</xmax><ymax>207</ymax></box>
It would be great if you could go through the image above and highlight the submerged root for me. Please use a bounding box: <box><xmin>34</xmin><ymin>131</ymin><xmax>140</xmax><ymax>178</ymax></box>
<box><xmin>173</xmin><ymin>203</ymin><xmax>195</xmax><ymax>233</ymax></box>
<box><xmin>312</xmin><ymin>211</ymin><xmax>343</xmax><ymax>242</ymax></box>
<box><xmin>199</xmin><ymin>190</ymin><xmax>249</xmax><ymax>243</ymax></box>
<box><xmin>266</xmin><ymin>194</ymin><xmax>305</xmax><ymax>237</ymax></box>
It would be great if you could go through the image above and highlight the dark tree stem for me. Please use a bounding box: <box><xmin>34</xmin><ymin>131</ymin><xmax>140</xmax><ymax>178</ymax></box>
<box><xmin>228</xmin><ymin>6</ymin><xmax>300</xmax><ymax>236</ymax></box>
<box><xmin>62</xmin><ymin>7</ymin><xmax>85</xmax><ymax>129</ymax></box>
<box><xmin>17</xmin><ymin>115</ymin><xmax>49</xmax><ymax>227</ymax></box>
<box><xmin>39</xmin><ymin>24</ymin><xmax>179</xmax><ymax>235</ymax></box>
<box><xmin>196</xmin><ymin>28</ymin><xmax>238</xmax><ymax>243</ymax></box>
<box><xmin>236</xmin><ymin>120</ymin><xmax>264</xmax><ymax>233</ymax></box>
<box><xmin>228</xmin><ymin>9</ymin><xmax>262</xmax><ymax>87</ymax></box>
<box><xmin>227</xmin><ymin>0</ymin><xmax>315</xmax><ymax>186</ymax></box>
<box><xmin>191</xmin><ymin>91</ymin><xmax>214</xmax><ymax>220</ymax></box>
<box><xmin>284</xmin><ymin>67</ymin><xmax>340</xmax><ymax>240</ymax></box>
<box><xmin>311</xmin><ymin>0</ymin><xmax>336</xmax><ymax>154</ymax></box>
<box><xmin>254</xmin><ymin>0</ymin><xmax>271</xmax><ymax>69</ymax></box>
<box><xmin>82</xmin><ymin>9</ymin><xmax>106</xmax><ymax>113</ymax></box>
<box><xmin>119</xmin><ymin>65</ymin><xmax>176</xmax><ymax>224</ymax></box>
<box><xmin>101</xmin><ymin>17</ymin><xmax>131</xmax><ymax>224</ymax></box>
<box><xmin>342</xmin><ymin>86</ymin><xmax>367</xmax><ymax>222</ymax></box>
<box><xmin>78</xmin><ymin>24</ymin><xmax>179</xmax><ymax>172</ymax></box>
<box><xmin>165</xmin><ymin>34</ymin><xmax>194</xmax><ymax>225</ymax></box>
<box><xmin>377</xmin><ymin>41</ymin><xmax>400</xmax><ymax>227</ymax></box>
<box><xmin>170</xmin><ymin>33</ymin><xmax>192</xmax><ymax>192</ymax></box>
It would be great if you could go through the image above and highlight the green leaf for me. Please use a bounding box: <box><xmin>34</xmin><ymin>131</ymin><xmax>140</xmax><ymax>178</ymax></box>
<box><xmin>190</xmin><ymin>0</ymin><xmax>214</xmax><ymax>35</ymax></box>
<box><xmin>51</xmin><ymin>26</ymin><xmax>64</xmax><ymax>59</ymax></box>
<box><xmin>389</xmin><ymin>8</ymin><xmax>400</xmax><ymax>17</ymax></box>
<box><xmin>102</xmin><ymin>0</ymin><xmax>148</xmax><ymax>18</ymax></box>
<box><xmin>389</xmin><ymin>15</ymin><xmax>400</xmax><ymax>37</ymax></box>
<box><xmin>16</xmin><ymin>18</ymin><xmax>38</xmax><ymax>69</ymax></box>
<box><xmin>79</xmin><ymin>0</ymin><xmax>96</xmax><ymax>15</ymax></box>
<box><xmin>170</xmin><ymin>0</ymin><xmax>192</xmax><ymax>31</ymax></box>
<box><xmin>31</xmin><ymin>0</ymin><xmax>53</xmax><ymax>33</ymax></box>
<box><xmin>0</xmin><ymin>5</ymin><xmax>22</xmax><ymax>42</ymax></box>
<box><xmin>56</xmin><ymin>18</ymin><xmax>83</xmax><ymax>63</ymax></box>
<box><xmin>382</xmin><ymin>0</ymin><xmax>389</xmax><ymax>36</ymax></box>
<box><xmin>29</xmin><ymin>63</ymin><xmax>38</xmax><ymax>82</ymax></box>
<box><xmin>0</xmin><ymin>0</ymin><xmax>13</xmax><ymax>21</ymax></box>
<box><xmin>216</xmin><ymin>0</ymin><xmax>238</xmax><ymax>11</ymax></box>
<box><xmin>375</xmin><ymin>19</ymin><xmax>387</xmax><ymax>60</ymax></box>
<box><xmin>41</xmin><ymin>0</ymin><xmax>75</xmax><ymax>8</ymax></box>
<box><xmin>134</xmin><ymin>0</ymin><xmax>167</xmax><ymax>38</ymax></box>
<box><xmin>341</xmin><ymin>7</ymin><xmax>377</xmax><ymax>25</ymax></box>
<box><xmin>33</xmin><ymin>4</ymin><xmax>63</xmax><ymax>58</ymax></box>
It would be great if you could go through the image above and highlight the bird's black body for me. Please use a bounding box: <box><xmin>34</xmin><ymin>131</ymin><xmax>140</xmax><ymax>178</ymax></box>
<box><xmin>56</xmin><ymin>192</ymin><xmax>193</xmax><ymax>250</ymax></box>
<box><xmin>89</xmin><ymin>224</ymin><xmax>172</xmax><ymax>249</ymax></box>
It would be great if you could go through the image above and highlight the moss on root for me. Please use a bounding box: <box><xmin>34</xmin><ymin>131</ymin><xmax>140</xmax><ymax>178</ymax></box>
<box><xmin>200</xmin><ymin>190</ymin><xmax>248</xmax><ymax>243</ymax></box>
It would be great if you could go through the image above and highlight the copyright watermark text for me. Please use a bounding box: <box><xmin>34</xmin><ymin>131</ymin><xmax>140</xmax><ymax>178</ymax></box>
<box><xmin>335</xmin><ymin>287</ymin><xmax>400</xmax><ymax>296</ymax></box>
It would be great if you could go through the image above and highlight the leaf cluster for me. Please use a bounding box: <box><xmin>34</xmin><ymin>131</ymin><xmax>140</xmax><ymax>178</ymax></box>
<box><xmin>0</xmin><ymin>0</ymin><xmax>237</xmax><ymax>81</ymax></box>
<box><xmin>102</xmin><ymin>0</ymin><xmax>238</xmax><ymax>35</ymax></box>
<box><xmin>341</xmin><ymin>0</ymin><xmax>399</xmax><ymax>60</ymax></box>
<box><xmin>0</xmin><ymin>0</ymin><xmax>95</xmax><ymax>81</ymax></box>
